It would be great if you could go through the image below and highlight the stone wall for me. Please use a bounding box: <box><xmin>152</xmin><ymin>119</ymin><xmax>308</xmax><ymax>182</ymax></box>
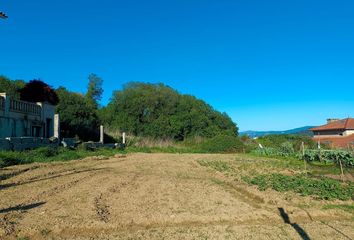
<box><xmin>0</xmin><ymin>137</ymin><xmax>58</xmax><ymax>151</ymax></box>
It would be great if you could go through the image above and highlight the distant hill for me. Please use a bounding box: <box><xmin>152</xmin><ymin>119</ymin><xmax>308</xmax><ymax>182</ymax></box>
<box><xmin>239</xmin><ymin>126</ymin><xmax>314</xmax><ymax>138</ymax></box>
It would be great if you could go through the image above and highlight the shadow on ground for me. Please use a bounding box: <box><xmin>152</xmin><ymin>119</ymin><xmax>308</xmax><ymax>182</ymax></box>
<box><xmin>0</xmin><ymin>202</ymin><xmax>46</xmax><ymax>214</ymax></box>
<box><xmin>0</xmin><ymin>168</ymin><xmax>107</xmax><ymax>190</ymax></box>
<box><xmin>278</xmin><ymin>207</ymin><xmax>311</xmax><ymax>240</ymax></box>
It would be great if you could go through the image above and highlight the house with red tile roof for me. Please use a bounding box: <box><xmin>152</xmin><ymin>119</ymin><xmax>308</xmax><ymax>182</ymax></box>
<box><xmin>310</xmin><ymin>118</ymin><xmax>354</xmax><ymax>148</ymax></box>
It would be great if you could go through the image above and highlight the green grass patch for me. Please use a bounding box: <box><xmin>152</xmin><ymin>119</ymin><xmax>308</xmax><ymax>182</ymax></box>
<box><xmin>197</xmin><ymin>159</ymin><xmax>232</xmax><ymax>172</ymax></box>
<box><xmin>210</xmin><ymin>178</ymin><xmax>226</xmax><ymax>186</ymax></box>
<box><xmin>0</xmin><ymin>147</ymin><xmax>125</xmax><ymax>168</ymax></box>
<box><xmin>323</xmin><ymin>204</ymin><xmax>354</xmax><ymax>213</ymax></box>
<box><xmin>242</xmin><ymin>173</ymin><xmax>354</xmax><ymax>201</ymax></box>
<box><xmin>126</xmin><ymin>146</ymin><xmax>202</xmax><ymax>154</ymax></box>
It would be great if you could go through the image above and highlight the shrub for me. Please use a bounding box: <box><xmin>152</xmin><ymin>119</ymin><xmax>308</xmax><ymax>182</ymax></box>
<box><xmin>280</xmin><ymin>141</ymin><xmax>295</xmax><ymax>154</ymax></box>
<box><xmin>256</xmin><ymin>134</ymin><xmax>316</xmax><ymax>151</ymax></box>
<box><xmin>200</xmin><ymin>135</ymin><xmax>245</xmax><ymax>153</ymax></box>
<box><xmin>32</xmin><ymin>147</ymin><xmax>60</xmax><ymax>158</ymax></box>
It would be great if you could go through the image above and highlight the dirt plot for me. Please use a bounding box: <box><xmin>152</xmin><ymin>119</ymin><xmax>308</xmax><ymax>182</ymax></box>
<box><xmin>0</xmin><ymin>153</ymin><xmax>353</xmax><ymax>239</ymax></box>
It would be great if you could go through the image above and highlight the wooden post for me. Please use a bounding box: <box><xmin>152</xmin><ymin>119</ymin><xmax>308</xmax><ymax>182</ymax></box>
<box><xmin>302</xmin><ymin>142</ymin><xmax>307</xmax><ymax>176</ymax></box>
<box><xmin>318</xmin><ymin>141</ymin><xmax>322</xmax><ymax>162</ymax></box>
<box><xmin>338</xmin><ymin>156</ymin><xmax>344</xmax><ymax>183</ymax></box>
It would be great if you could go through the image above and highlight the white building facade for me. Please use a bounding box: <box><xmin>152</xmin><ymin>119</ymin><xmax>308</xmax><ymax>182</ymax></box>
<box><xmin>0</xmin><ymin>93</ymin><xmax>58</xmax><ymax>138</ymax></box>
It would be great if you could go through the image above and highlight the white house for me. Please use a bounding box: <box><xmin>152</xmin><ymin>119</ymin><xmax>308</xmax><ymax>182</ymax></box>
<box><xmin>0</xmin><ymin>93</ymin><xmax>59</xmax><ymax>138</ymax></box>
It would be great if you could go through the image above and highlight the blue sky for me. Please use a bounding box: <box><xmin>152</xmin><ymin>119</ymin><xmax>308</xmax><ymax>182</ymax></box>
<box><xmin>1</xmin><ymin>0</ymin><xmax>353</xmax><ymax>131</ymax></box>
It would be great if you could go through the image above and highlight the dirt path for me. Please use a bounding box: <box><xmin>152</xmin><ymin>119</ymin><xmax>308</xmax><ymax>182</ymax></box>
<box><xmin>0</xmin><ymin>153</ymin><xmax>353</xmax><ymax>239</ymax></box>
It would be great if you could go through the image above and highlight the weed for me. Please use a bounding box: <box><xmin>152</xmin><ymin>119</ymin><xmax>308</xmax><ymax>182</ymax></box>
<box><xmin>323</xmin><ymin>204</ymin><xmax>354</xmax><ymax>213</ymax></box>
<box><xmin>0</xmin><ymin>147</ymin><xmax>126</xmax><ymax>168</ymax></box>
<box><xmin>197</xmin><ymin>160</ymin><xmax>232</xmax><ymax>172</ymax></box>
<box><xmin>16</xmin><ymin>237</ymin><xmax>30</xmax><ymax>240</ymax></box>
<box><xmin>210</xmin><ymin>178</ymin><xmax>225</xmax><ymax>186</ymax></box>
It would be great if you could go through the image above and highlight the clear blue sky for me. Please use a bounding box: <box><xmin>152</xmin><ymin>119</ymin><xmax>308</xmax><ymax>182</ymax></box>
<box><xmin>1</xmin><ymin>0</ymin><xmax>353</xmax><ymax>131</ymax></box>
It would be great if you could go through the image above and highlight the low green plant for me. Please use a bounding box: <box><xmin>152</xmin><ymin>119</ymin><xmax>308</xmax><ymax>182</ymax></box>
<box><xmin>304</xmin><ymin>150</ymin><xmax>354</xmax><ymax>167</ymax></box>
<box><xmin>323</xmin><ymin>204</ymin><xmax>354</xmax><ymax>213</ymax></box>
<box><xmin>243</xmin><ymin>173</ymin><xmax>354</xmax><ymax>200</ymax></box>
<box><xmin>197</xmin><ymin>159</ymin><xmax>232</xmax><ymax>172</ymax></box>
<box><xmin>0</xmin><ymin>146</ymin><xmax>125</xmax><ymax>168</ymax></box>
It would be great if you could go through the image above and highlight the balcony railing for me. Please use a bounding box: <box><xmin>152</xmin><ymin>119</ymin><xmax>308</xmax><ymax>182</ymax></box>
<box><xmin>9</xmin><ymin>99</ymin><xmax>41</xmax><ymax>115</ymax></box>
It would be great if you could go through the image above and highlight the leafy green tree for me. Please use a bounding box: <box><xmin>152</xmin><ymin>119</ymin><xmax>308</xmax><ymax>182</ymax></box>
<box><xmin>86</xmin><ymin>73</ymin><xmax>103</xmax><ymax>108</ymax></box>
<box><xmin>56</xmin><ymin>87</ymin><xmax>99</xmax><ymax>140</ymax></box>
<box><xmin>101</xmin><ymin>82</ymin><xmax>238</xmax><ymax>140</ymax></box>
<box><xmin>0</xmin><ymin>75</ymin><xmax>25</xmax><ymax>99</ymax></box>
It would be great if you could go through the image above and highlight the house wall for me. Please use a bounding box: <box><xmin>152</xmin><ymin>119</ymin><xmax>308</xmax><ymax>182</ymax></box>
<box><xmin>37</xmin><ymin>102</ymin><xmax>56</xmax><ymax>138</ymax></box>
<box><xmin>0</xmin><ymin>137</ymin><xmax>58</xmax><ymax>151</ymax></box>
<box><xmin>312</xmin><ymin>130</ymin><xmax>344</xmax><ymax>137</ymax></box>
<box><xmin>0</xmin><ymin>93</ymin><xmax>55</xmax><ymax>138</ymax></box>
<box><xmin>343</xmin><ymin>130</ymin><xmax>354</xmax><ymax>136</ymax></box>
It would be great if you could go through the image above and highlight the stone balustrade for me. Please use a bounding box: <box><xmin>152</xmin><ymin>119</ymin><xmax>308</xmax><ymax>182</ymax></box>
<box><xmin>9</xmin><ymin>99</ymin><xmax>42</xmax><ymax>115</ymax></box>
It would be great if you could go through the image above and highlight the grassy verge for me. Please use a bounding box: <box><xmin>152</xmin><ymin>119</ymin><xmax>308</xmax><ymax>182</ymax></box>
<box><xmin>126</xmin><ymin>146</ymin><xmax>202</xmax><ymax>154</ymax></box>
<box><xmin>0</xmin><ymin>147</ymin><xmax>125</xmax><ymax>168</ymax></box>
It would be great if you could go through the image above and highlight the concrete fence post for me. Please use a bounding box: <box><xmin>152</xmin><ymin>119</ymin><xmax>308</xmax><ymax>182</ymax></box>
<box><xmin>54</xmin><ymin>114</ymin><xmax>60</xmax><ymax>139</ymax></box>
<box><xmin>100</xmin><ymin>125</ymin><xmax>104</xmax><ymax>144</ymax></box>
<box><xmin>122</xmin><ymin>132</ymin><xmax>126</xmax><ymax>145</ymax></box>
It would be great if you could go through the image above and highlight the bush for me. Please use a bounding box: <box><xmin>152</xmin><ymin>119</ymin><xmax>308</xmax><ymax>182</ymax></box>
<box><xmin>243</xmin><ymin>173</ymin><xmax>354</xmax><ymax>200</ymax></box>
<box><xmin>280</xmin><ymin>141</ymin><xmax>295</xmax><ymax>154</ymax></box>
<box><xmin>32</xmin><ymin>147</ymin><xmax>60</xmax><ymax>157</ymax></box>
<box><xmin>256</xmin><ymin>134</ymin><xmax>316</xmax><ymax>151</ymax></box>
<box><xmin>200</xmin><ymin>135</ymin><xmax>245</xmax><ymax>153</ymax></box>
<box><xmin>303</xmin><ymin>150</ymin><xmax>354</xmax><ymax>167</ymax></box>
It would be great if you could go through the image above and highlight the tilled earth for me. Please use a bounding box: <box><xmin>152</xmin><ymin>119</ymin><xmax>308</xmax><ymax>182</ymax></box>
<box><xmin>0</xmin><ymin>153</ymin><xmax>353</xmax><ymax>240</ymax></box>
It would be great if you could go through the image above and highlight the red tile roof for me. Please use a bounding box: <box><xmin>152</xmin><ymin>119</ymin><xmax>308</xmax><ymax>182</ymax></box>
<box><xmin>310</xmin><ymin>118</ymin><xmax>354</xmax><ymax>131</ymax></box>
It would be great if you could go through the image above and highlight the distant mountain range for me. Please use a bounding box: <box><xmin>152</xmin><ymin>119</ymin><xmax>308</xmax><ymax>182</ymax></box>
<box><xmin>239</xmin><ymin>126</ymin><xmax>315</xmax><ymax>138</ymax></box>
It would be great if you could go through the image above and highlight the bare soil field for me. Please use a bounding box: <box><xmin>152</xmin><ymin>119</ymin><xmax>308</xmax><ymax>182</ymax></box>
<box><xmin>0</xmin><ymin>153</ymin><xmax>353</xmax><ymax>240</ymax></box>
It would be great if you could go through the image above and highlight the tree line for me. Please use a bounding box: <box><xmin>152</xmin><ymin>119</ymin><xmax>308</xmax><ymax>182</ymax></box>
<box><xmin>0</xmin><ymin>75</ymin><xmax>238</xmax><ymax>141</ymax></box>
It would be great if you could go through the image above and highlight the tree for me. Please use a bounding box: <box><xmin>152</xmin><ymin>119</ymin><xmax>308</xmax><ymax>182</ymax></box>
<box><xmin>19</xmin><ymin>79</ymin><xmax>59</xmax><ymax>105</ymax></box>
<box><xmin>86</xmin><ymin>73</ymin><xmax>103</xmax><ymax>108</ymax></box>
<box><xmin>0</xmin><ymin>76</ymin><xmax>25</xmax><ymax>99</ymax></box>
<box><xmin>101</xmin><ymin>82</ymin><xmax>238</xmax><ymax>140</ymax></box>
<box><xmin>56</xmin><ymin>87</ymin><xmax>99</xmax><ymax>141</ymax></box>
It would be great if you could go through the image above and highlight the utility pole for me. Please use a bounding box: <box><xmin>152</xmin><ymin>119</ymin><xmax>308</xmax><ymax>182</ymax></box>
<box><xmin>0</xmin><ymin>11</ymin><xmax>8</xmax><ymax>19</ymax></box>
